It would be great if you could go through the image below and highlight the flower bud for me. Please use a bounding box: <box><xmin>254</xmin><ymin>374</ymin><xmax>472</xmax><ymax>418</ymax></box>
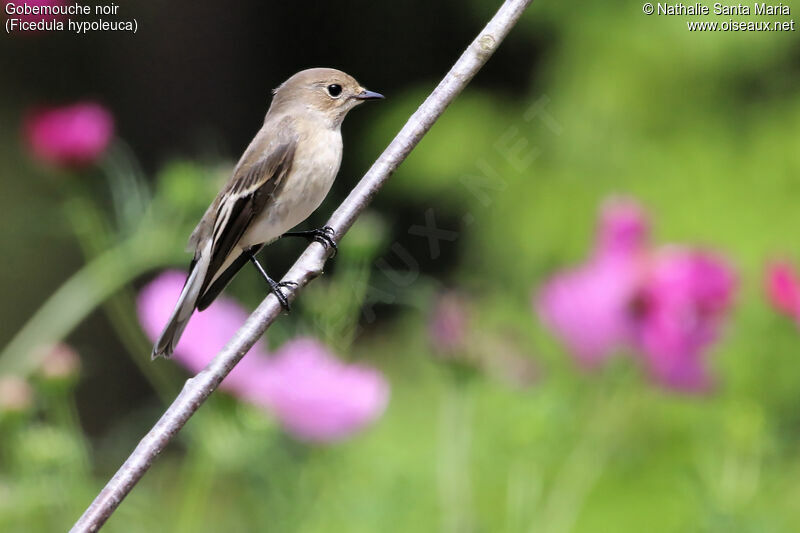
<box><xmin>37</xmin><ymin>343</ymin><xmax>81</xmax><ymax>382</ymax></box>
<box><xmin>429</xmin><ymin>291</ymin><xmax>469</xmax><ymax>356</ymax></box>
<box><xmin>0</xmin><ymin>376</ymin><xmax>34</xmax><ymax>414</ymax></box>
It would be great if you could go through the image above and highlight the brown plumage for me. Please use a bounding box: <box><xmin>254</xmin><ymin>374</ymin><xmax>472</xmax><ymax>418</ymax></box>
<box><xmin>152</xmin><ymin>68</ymin><xmax>383</xmax><ymax>358</ymax></box>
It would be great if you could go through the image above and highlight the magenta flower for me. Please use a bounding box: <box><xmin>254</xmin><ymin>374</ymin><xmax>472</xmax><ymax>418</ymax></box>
<box><xmin>765</xmin><ymin>261</ymin><xmax>800</xmax><ymax>321</ymax></box>
<box><xmin>244</xmin><ymin>338</ymin><xmax>390</xmax><ymax>443</ymax></box>
<box><xmin>537</xmin><ymin>199</ymin><xmax>646</xmax><ymax>366</ymax></box>
<box><xmin>536</xmin><ymin>198</ymin><xmax>736</xmax><ymax>392</ymax></box>
<box><xmin>537</xmin><ymin>258</ymin><xmax>639</xmax><ymax>366</ymax></box>
<box><xmin>138</xmin><ymin>271</ymin><xmax>389</xmax><ymax>442</ymax></box>
<box><xmin>594</xmin><ymin>198</ymin><xmax>649</xmax><ymax>259</ymax></box>
<box><xmin>137</xmin><ymin>270</ymin><xmax>271</xmax><ymax>393</ymax></box>
<box><xmin>634</xmin><ymin>250</ymin><xmax>735</xmax><ymax>391</ymax></box>
<box><xmin>24</xmin><ymin>102</ymin><xmax>114</xmax><ymax>169</ymax></box>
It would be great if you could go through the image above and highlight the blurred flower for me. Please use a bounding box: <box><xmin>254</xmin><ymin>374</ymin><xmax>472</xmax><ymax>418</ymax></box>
<box><xmin>537</xmin><ymin>198</ymin><xmax>645</xmax><ymax>366</ymax></box>
<box><xmin>0</xmin><ymin>376</ymin><xmax>34</xmax><ymax>413</ymax></box>
<box><xmin>429</xmin><ymin>291</ymin><xmax>469</xmax><ymax>355</ymax></box>
<box><xmin>765</xmin><ymin>261</ymin><xmax>800</xmax><ymax>321</ymax></box>
<box><xmin>634</xmin><ymin>249</ymin><xmax>736</xmax><ymax>391</ymax></box>
<box><xmin>36</xmin><ymin>343</ymin><xmax>81</xmax><ymax>381</ymax></box>
<box><xmin>595</xmin><ymin>197</ymin><xmax>649</xmax><ymax>258</ymax></box>
<box><xmin>137</xmin><ymin>270</ymin><xmax>271</xmax><ymax>393</ymax></box>
<box><xmin>472</xmin><ymin>334</ymin><xmax>540</xmax><ymax>389</ymax></box>
<box><xmin>429</xmin><ymin>289</ymin><xmax>538</xmax><ymax>388</ymax></box>
<box><xmin>24</xmin><ymin>101</ymin><xmax>114</xmax><ymax>169</ymax></box>
<box><xmin>138</xmin><ymin>272</ymin><xmax>389</xmax><ymax>442</ymax></box>
<box><xmin>537</xmin><ymin>258</ymin><xmax>639</xmax><ymax>367</ymax></box>
<box><xmin>243</xmin><ymin>338</ymin><xmax>390</xmax><ymax>443</ymax></box>
<box><xmin>536</xmin><ymin>198</ymin><xmax>736</xmax><ymax>392</ymax></box>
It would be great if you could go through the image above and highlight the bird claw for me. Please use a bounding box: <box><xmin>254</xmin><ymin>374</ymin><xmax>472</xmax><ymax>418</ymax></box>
<box><xmin>248</xmin><ymin>252</ymin><xmax>296</xmax><ymax>312</ymax></box>
<box><xmin>270</xmin><ymin>281</ymin><xmax>296</xmax><ymax>313</ymax></box>
<box><xmin>281</xmin><ymin>226</ymin><xmax>338</xmax><ymax>257</ymax></box>
<box><xmin>312</xmin><ymin>226</ymin><xmax>338</xmax><ymax>257</ymax></box>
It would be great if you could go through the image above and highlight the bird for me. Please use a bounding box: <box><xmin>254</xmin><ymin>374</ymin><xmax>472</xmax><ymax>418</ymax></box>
<box><xmin>151</xmin><ymin>68</ymin><xmax>383</xmax><ymax>359</ymax></box>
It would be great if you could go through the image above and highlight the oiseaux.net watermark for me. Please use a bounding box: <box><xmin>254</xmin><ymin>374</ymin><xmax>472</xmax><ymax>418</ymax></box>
<box><xmin>642</xmin><ymin>2</ymin><xmax>796</xmax><ymax>32</ymax></box>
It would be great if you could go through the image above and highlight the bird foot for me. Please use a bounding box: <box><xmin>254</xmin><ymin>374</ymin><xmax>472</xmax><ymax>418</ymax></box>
<box><xmin>247</xmin><ymin>252</ymin><xmax>296</xmax><ymax>312</ymax></box>
<box><xmin>269</xmin><ymin>280</ymin><xmax>297</xmax><ymax>312</ymax></box>
<box><xmin>281</xmin><ymin>226</ymin><xmax>338</xmax><ymax>257</ymax></box>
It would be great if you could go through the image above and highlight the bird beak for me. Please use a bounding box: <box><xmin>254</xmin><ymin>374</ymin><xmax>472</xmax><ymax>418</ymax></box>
<box><xmin>355</xmin><ymin>89</ymin><xmax>384</xmax><ymax>101</ymax></box>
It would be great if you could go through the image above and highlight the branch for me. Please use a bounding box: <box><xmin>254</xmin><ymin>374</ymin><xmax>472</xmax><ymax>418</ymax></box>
<box><xmin>70</xmin><ymin>1</ymin><xmax>534</xmax><ymax>530</ymax></box>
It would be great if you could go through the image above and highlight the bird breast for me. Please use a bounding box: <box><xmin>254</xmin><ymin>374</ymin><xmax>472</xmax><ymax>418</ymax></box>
<box><xmin>241</xmin><ymin>126</ymin><xmax>343</xmax><ymax>248</ymax></box>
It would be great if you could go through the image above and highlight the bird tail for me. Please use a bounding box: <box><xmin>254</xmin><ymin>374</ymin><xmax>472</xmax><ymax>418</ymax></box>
<box><xmin>151</xmin><ymin>245</ymin><xmax>212</xmax><ymax>359</ymax></box>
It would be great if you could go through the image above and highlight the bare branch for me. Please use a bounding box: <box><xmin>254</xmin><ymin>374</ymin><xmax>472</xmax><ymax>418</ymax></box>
<box><xmin>70</xmin><ymin>1</ymin><xmax>534</xmax><ymax>530</ymax></box>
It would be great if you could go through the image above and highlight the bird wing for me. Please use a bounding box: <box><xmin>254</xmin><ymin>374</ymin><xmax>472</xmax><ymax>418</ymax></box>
<box><xmin>191</xmin><ymin>117</ymin><xmax>298</xmax><ymax>308</ymax></box>
<box><xmin>196</xmin><ymin>244</ymin><xmax>262</xmax><ymax>311</ymax></box>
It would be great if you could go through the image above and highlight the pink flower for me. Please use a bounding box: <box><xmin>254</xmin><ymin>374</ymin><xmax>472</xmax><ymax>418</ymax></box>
<box><xmin>429</xmin><ymin>291</ymin><xmax>469</xmax><ymax>355</ymax></box>
<box><xmin>595</xmin><ymin>198</ymin><xmax>649</xmax><ymax>258</ymax></box>
<box><xmin>244</xmin><ymin>339</ymin><xmax>390</xmax><ymax>443</ymax></box>
<box><xmin>536</xmin><ymin>198</ymin><xmax>736</xmax><ymax>392</ymax></box>
<box><xmin>538</xmin><ymin>199</ymin><xmax>645</xmax><ymax>366</ymax></box>
<box><xmin>36</xmin><ymin>342</ymin><xmax>81</xmax><ymax>381</ymax></box>
<box><xmin>137</xmin><ymin>270</ymin><xmax>271</xmax><ymax>393</ymax></box>
<box><xmin>24</xmin><ymin>102</ymin><xmax>114</xmax><ymax>169</ymax></box>
<box><xmin>537</xmin><ymin>258</ymin><xmax>639</xmax><ymax>366</ymax></box>
<box><xmin>138</xmin><ymin>271</ymin><xmax>389</xmax><ymax>442</ymax></box>
<box><xmin>765</xmin><ymin>261</ymin><xmax>800</xmax><ymax>320</ymax></box>
<box><xmin>0</xmin><ymin>376</ymin><xmax>34</xmax><ymax>414</ymax></box>
<box><xmin>634</xmin><ymin>250</ymin><xmax>735</xmax><ymax>391</ymax></box>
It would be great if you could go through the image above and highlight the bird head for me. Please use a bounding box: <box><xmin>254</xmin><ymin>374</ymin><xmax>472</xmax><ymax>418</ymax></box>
<box><xmin>270</xmin><ymin>68</ymin><xmax>383</xmax><ymax>127</ymax></box>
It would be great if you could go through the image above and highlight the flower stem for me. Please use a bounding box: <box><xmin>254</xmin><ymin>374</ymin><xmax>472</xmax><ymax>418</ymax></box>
<box><xmin>533</xmin><ymin>386</ymin><xmax>632</xmax><ymax>533</ymax></box>
<box><xmin>63</xmin><ymin>193</ymin><xmax>179</xmax><ymax>400</ymax></box>
<box><xmin>438</xmin><ymin>381</ymin><xmax>475</xmax><ymax>533</ymax></box>
<box><xmin>0</xmin><ymin>230</ymin><xmax>180</xmax><ymax>377</ymax></box>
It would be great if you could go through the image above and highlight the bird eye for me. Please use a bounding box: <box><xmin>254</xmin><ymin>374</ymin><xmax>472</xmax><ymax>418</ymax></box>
<box><xmin>327</xmin><ymin>84</ymin><xmax>342</xmax><ymax>98</ymax></box>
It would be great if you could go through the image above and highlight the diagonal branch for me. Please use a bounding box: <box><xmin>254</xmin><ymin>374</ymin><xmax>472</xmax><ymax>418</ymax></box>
<box><xmin>69</xmin><ymin>0</ymin><xmax>534</xmax><ymax>530</ymax></box>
